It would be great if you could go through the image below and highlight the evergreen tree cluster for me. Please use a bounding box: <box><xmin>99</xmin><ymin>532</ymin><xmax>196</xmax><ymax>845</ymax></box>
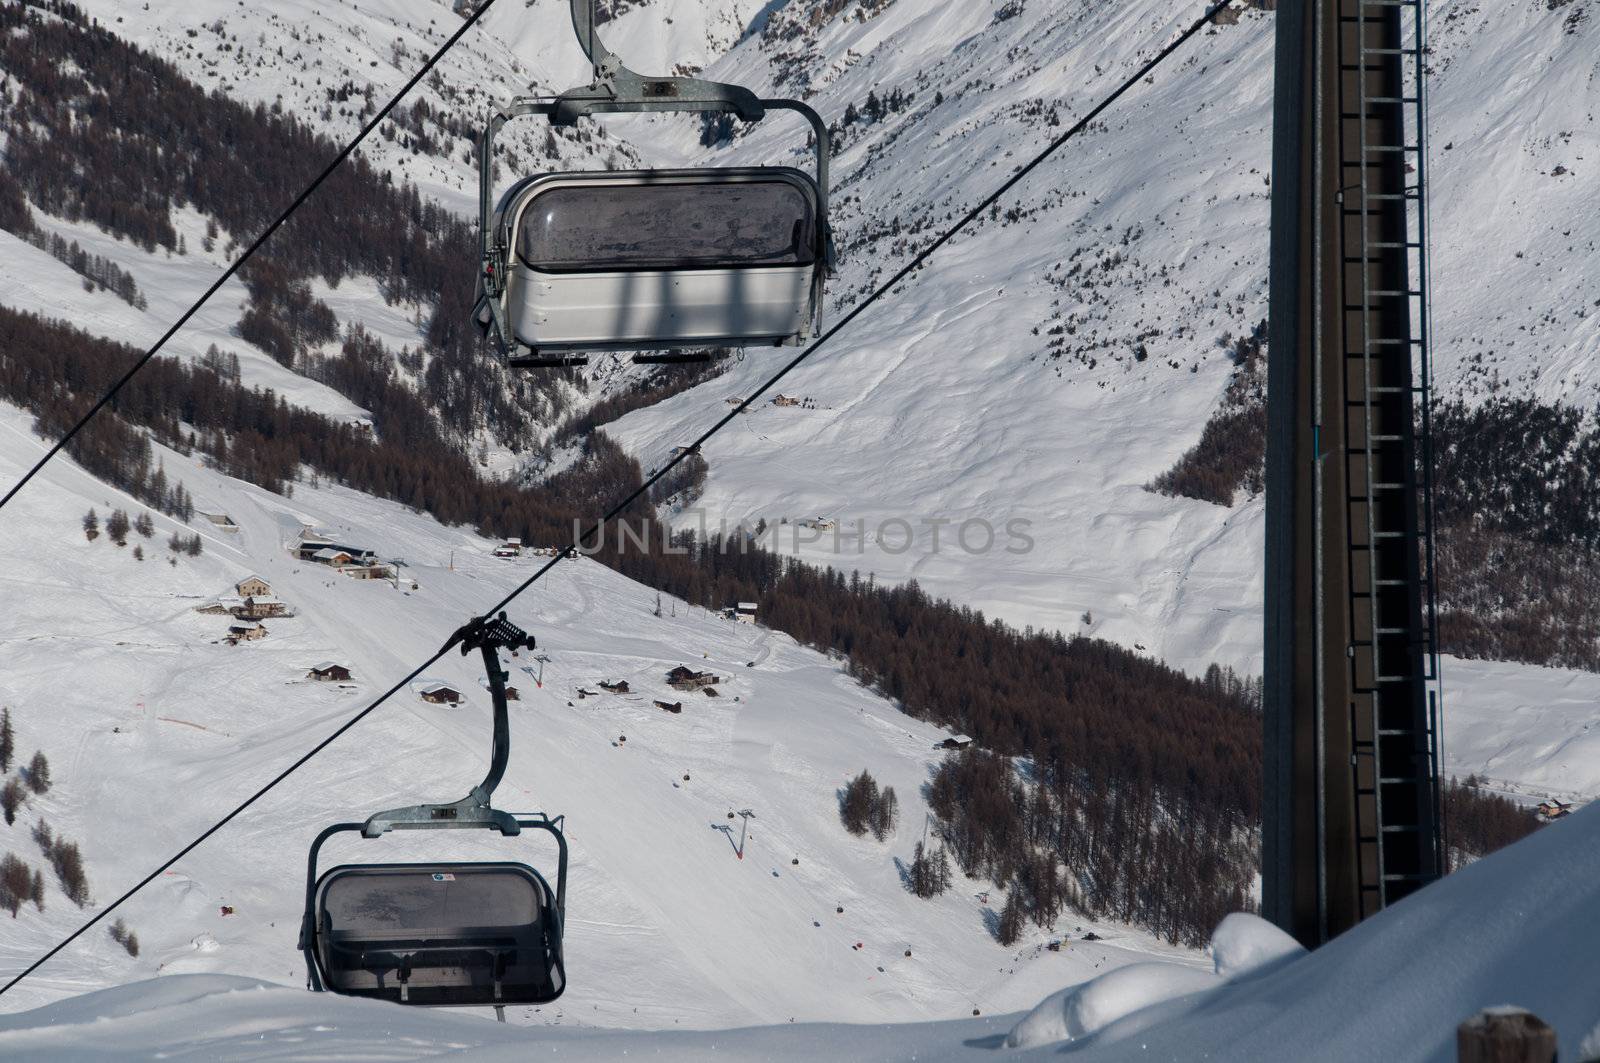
<box><xmin>109</xmin><ymin>917</ymin><xmax>140</xmax><ymax>957</ymax></box>
<box><xmin>0</xmin><ymin>852</ymin><xmax>45</xmax><ymax>918</ymax></box>
<box><xmin>839</xmin><ymin>770</ymin><xmax>898</xmax><ymax>841</ymax></box>
<box><xmin>928</xmin><ymin>747</ymin><xmax>1252</xmax><ymax>947</ymax></box>
<box><xmin>1443</xmin><ymin>776</ymin><xmax>1541</xmax><ymax>871</ymax></box>
<box><xmin>1148</xmin><ymin>323</ymin><xmax>1267</xmax><ymax>506</ymax></box>
<box><xmin>32</xmin><ymin>820</ymin><xmax>89</xmax><ymax>908</ymax></box>
<box><xmin>908</xmin><ymin>839</ymin><xmax>953</xmax><ymax>899</ymax></box>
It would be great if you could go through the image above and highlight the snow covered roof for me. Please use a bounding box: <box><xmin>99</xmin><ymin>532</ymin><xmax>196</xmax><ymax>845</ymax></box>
<box><xmin>419</xmin><ymin>682</ymin><xmax>460</xmax><ymax>695</ymax></box>
<box><xmin>312</xmin><ymin>548</ymin><xmax>352</xmax><ymax>561</ymax></box>
<box><xmin>243</xmin><ymin>595</ymin><xmax>282</xmax><ymax>605</ymax></box>
<box><xmin>311</xmin><ymin>661</ymin><xmax>347</xmax><ymax>672</ymax></box>
<box><xmin>228</xmin><ymin>621</ymin><xmax>263</xmax><ymax>631</ymax></box>
<box><xmin>737</xmin><ymin>601</ymin><xmax>758</xmax><ymax>611</ymax></box>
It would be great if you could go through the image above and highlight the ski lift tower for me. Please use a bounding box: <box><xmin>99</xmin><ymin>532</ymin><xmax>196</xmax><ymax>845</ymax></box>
<box><xmin>1263</xmin><ymin>0</ymin><xmax>1445</xmax><ymax>947</ymax></box>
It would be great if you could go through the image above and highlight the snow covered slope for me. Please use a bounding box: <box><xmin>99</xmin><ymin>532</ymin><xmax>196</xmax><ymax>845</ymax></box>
<box><xmin>25</xmin><ymin>0</ymin><xmax>1597</xmax><ymax>678</ymax></box>
<box><xmin>607</xmin><ymin>0</ymin><xmax>1600</xmax><ymax>679</ymax></box>
<box><xmin>0</xmin><ymin>398</ymin><xmax>1199</xmax><ymax>1023</ymax></box>
<box><xmin>5</xmin><ymin>804</ymin><xmax>1599</xmax><ymax>1061</ymax></box>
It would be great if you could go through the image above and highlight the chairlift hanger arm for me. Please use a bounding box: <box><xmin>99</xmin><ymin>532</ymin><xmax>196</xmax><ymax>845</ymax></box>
<box><xmin>359</xmin><ymin>613</ymin><xmax>536</xmax><ymax>839</ymax></box>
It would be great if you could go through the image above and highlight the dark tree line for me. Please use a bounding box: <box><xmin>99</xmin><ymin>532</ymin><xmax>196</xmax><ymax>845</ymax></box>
<box><xmin>1431</xmin><ymin>398</ymin><xmax>1600</xmax><ymax>671</ymax></box>
<box><xmin>0</xmin><ymin>1</ymin><xmax>559</xmax><ymax>450</ymax></box>
<box><xmin>1149</xmin><ymin>323</ymin><xmax>1267</xmax><ymax>506</ymax></box>
<box><xmin>0</xmin><ymin>167</ymin><xmax>146</xmax><ymax>307</ymax></box>
<box><xmin>1443</xmin><ymin>776</ymin><xmax>1541</xmax><ymax>872</ymax></box>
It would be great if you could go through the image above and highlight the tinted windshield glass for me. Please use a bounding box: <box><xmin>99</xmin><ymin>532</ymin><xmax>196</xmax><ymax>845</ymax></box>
<box><xmin>518</xmin><ymin>179</ymin><xmax>816</xmax><ymax>271</ymax></box>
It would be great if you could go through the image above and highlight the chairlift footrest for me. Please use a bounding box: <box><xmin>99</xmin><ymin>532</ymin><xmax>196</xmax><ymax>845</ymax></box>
<box><xmin>632</xmin><ymin>352</ymin><xmax>713</xmax><ymax>365</ymax></box>
<box><xmin>510</xmin><ymin>353</ymin><xmax>590</xmax><ymax>369</ymax></box>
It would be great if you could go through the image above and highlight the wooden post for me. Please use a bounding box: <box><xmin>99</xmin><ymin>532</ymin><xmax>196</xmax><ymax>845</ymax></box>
<box><xmin>1457</xmin><ymin>1008</ymin><xmax>1557</xmax><ymax>1063</ymax></box>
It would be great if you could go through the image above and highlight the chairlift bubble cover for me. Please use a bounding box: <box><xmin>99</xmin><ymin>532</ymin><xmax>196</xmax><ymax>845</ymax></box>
<box><xmin>483</xmin><ymin>168</ymin><xmax>824</xmax><ymax>354</ymax></box>
<box><xmin>309</xmin><ymin>862</ymin><xmax>564</xmax><ymax>1007</ymax></box>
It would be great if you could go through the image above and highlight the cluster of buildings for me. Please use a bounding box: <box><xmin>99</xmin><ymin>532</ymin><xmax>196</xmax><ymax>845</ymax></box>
<box><xmin>197</xmin><ymin>575</ymin><xmax>294</xmax><ymax>644</ymax></box>
<box><xmin>492</xmin><ymin>538</ymin><xmax>560</xmax><ymax>559</ymax></box>
<box><xmin>293</xmin><ymin>528</ymin><xmax>393</xmax><ymax>580</ymax></box>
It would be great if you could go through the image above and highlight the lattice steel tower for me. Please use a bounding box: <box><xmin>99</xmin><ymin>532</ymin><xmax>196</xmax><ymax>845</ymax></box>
<box><xmin>1263</xmin><ymin>0</ymin><xmax>1445</xmax><ymax>947</ymax></box>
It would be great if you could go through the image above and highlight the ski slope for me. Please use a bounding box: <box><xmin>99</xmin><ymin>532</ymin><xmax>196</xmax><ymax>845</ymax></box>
<box><xmin>0</xmin><ymin>399</ymin><xmax>1202</xmax><ymax>1024</ymax></box>
<box><xmin>4</xmin><ymin>804</ymin><xmax>1599</xmax><ymax>1061</ymax></box>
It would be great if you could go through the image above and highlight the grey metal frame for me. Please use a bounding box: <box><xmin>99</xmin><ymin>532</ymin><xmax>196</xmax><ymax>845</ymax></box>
<box><xmin>476</xmin><ymin>0</ymin><xmax>833</xmax><ymax>367</ymax></box>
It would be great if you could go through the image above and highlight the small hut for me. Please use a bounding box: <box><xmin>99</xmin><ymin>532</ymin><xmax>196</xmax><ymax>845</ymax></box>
<box><xmin>420</xmin><ymin>682</ymin><xmax>463</xmax><ymax>705</ymax></box>
<box><xmin>308</xmin><ymin>662</ymin><xmax>353</xmax><ymax>682</ymax></box>
<box><xmin>228</xmin><ymin>621</ymin><xmax>267</xmax><ymax>642</ymax></box>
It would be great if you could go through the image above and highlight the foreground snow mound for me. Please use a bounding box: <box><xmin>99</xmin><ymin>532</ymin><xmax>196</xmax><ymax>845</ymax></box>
<box><xmin>999</xmin><ymin>806</ymin><xmax>1600</xmax><ymax>1060</ymax></box>
<box><xmin>1005</xmin><ymin>912</ymin><xmax>1304</xmax><ymax>1049</ymax></box>
<box><xmin>1004</xmin><ymin>961</ymin><xmax>1219</xmax><ymax>1049</ymax></box>
<box><xmin>1208</xmin><ymin>911</ymin><xmax>1306</xmax><ymax>980</ymax></box>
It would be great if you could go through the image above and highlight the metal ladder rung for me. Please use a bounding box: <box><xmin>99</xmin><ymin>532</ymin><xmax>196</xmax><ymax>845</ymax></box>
<box><xmin>1363</xmin><ymin>145</ymin><xmax>1421</xmax><ymax>154</ymax></box>
<box><xmin>1374</xmin><ymin>627</ymin><xmax>1412</xmax><ymax>635</ymax></box>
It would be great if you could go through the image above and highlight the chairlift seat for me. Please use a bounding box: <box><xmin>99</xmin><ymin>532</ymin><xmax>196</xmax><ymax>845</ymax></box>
<box><xmin>308</xmin><ymin>862</ymin><xmax>564</xmax><ymax>1007</ymax></box>
<box><xmin>481</xmin><ymin>168</ymin><xmax>824</xmax><ymax>355</ymax></box>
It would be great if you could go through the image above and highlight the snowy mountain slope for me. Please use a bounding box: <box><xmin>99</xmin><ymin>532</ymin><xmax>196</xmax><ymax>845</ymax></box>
<box><xmin>6</xmin><ymin>804</ymin><xmax>1600</xmax><ymax>1061</ymax></box>
<box><xmin>33</xmin><ymin>0</ymin><xmax>1597</xmax><ymax>678</ymax></box>
<box><xmin>606</xmin><ymin>0</ymin><xmax>1600</xmax><ymax>680</ymax></box>
<box><xmin>0</xmin><ymin>215</ymin><xmax>371</xmax><ymax>425</ymax></box>
<box><xmin>0</xmin><ymin>396</ymin><xmax>1204</xmax><ymax>1023</ymax></box>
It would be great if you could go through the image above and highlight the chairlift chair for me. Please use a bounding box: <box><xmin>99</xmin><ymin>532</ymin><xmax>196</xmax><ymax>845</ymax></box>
<box><xmin>300</xmin><ymin>613</ymin><xmax>567</xmax><ymax>1010</ymax></box>
<box><xmin>474</xmin><ymin>0</ymin><xmax>835</xmax><ymax>368</ymax></box>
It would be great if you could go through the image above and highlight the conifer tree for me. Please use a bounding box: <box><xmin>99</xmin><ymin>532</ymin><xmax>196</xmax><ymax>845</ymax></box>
<box><xmin>0</xmin><ymin>853</ymin><xmax>30</xmax><ymax>917</ymax></box>
<box><xmin>869</xmin><ymin>784</ymin><xmax>899</xmax><ymax>841</ymax></box>
<box><xmin>82</xmin><ymin>508</ymin><xmax>99</xmax><ymax>541</ymax></box>
<box><xmin>24</xmin><ymin>751</ymin><xmax>49</xmax><ymax>794</ymax></box>
<box><xmin>996</xmin><ymin>889</ymin><xmax>1025</xmax><ymax>947</ymax></box>
<box><xmin>0</xmin><ymin>706</ymin><xmax>12</xmax><ymax>773</ymax></box>
<box><xmin>106</xmin><ymin>508</ymin><xmax>130</xmax><ymax>545</ymax></box>
<box><xmin>840</xmin><ymin>770</ymin><xmax>878</xmax><ymax>836</ymax></box>
<box><xmin>135</xmin><ymin>512</ymin><xmax>154</xmax><ymax>538</ymax></box>
<box><xmin>0</xmin><ymin>778</ymin><xmax>22</xmax><ymax>826</ymax></box>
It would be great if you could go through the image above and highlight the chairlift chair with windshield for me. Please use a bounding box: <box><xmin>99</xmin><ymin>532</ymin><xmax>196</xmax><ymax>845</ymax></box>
<box><xmin>474</xmin><ymin>0</ymin><xmax>835</xmax><ymax>368</ymax></box>
<box><xmin>299</xmin><ymin>613</ymin><xmax>567</xmax><ymax>1013</ymax></box>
